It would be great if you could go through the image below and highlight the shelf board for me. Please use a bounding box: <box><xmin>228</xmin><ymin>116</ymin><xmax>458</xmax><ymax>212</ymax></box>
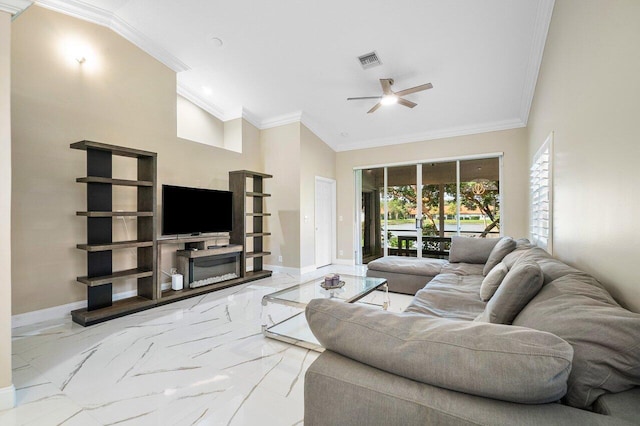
<box><xmin>244</xmin><ymin>270</ymin><xmax>273</xmax><ymax>280</ymax></box>
<box><xmin>229</xmin><ymin>170</ymin><xmax>273</xmax><ymax>179</ymax></box>
<box><xmin>158</xmin><ymin>270</ymin><xmax>272</xmax><ymax>304</ymax></box>
<box><xmin>176</xmin><ymin>244</ymin><xmax>243</xmax><ymax>259</ymax></box>
<box><xmin>246</xmin><ymin>251</ymin><xmax>271</xmax><ymax>258</ymax></box>
<box><xmin>246</xmin><ymin>232</ymin><xmax>271</xmax><ymax>237</ymax></box>
<box><xmin>246</xmin><ymin>213</ymin><xmax>272</xmax><ymax>217</ymax></box>
<box><xmin>246</xmin><ymin>192</ymin><xmax>271</xmax><ymax>197</ymax></box>
<box><xmin>71</xmin><ymin>140</ymin><xmax>157</xmax><ymax>159</ymax></box>
<box><xmin>71</xmin><ymin>296</ymin><xmax>156</xmax><ymax>326</ymax></box>
<box><xmin>77</xmin><ymin>268</ymin><xmax>153</xmax><ymax>287</ymax></box>
<box><xmin>76</xmin><ymin>177</ymin><xmax>154</xmax><ymax>187</ymax></box>
<box><xmin>77</xmin><ymin>240</ymin><xmax>154</xmax><ymax>252</ymax></box>
<box><xmin>157</xmin><ymin>233</ymin><xmax>230</xmax><ymax>245</ymax></box>
<box><xmin>76</xmin><ymin>211</ymin><xmax>154</xmax><ymax>217</ymax></box>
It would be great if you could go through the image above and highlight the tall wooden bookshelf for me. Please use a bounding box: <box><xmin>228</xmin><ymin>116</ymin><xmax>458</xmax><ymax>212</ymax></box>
<box><xmin>71</xmin><ymin>141</ymin><xmax>157</xmax><ymax>326</ymax></box>
<box><xmin>229</xmin><ymin>170</ymin><xmax>273</xmax><ymax>280</ymax></box>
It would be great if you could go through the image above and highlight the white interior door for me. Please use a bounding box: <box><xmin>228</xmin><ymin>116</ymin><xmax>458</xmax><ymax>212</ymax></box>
<box><xmin>315</xmin><ymin>177</ymin><xmax>335</xmax><ymax>268</ymax></box>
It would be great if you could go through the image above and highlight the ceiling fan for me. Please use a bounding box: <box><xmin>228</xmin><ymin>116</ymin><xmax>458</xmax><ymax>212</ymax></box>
<box><xmin>347</xmin><ymin>78</ymin><xmax>433</xmax><ymax>113</ymax></box>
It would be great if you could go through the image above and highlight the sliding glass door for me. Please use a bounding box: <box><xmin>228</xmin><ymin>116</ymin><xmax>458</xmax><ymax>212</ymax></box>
<box><xmin>386</xmin><ymin>165</ymin><xmax>420</xmax><ymax>258</ymax></box>
<box><xmin>356</xmin><ymin>156</ymin><xmax>501</xmax><ymax>264</ymax></box>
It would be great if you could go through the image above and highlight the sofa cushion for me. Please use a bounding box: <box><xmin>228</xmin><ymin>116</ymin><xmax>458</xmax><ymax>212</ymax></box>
<box><xmin>448</xmin><ymin>236</ymin><xmax>500</xmax><ymax>264</ymax></box>
<box><xmin>306</xmin><ymin>299</ymin><xmax>573</xmax><ymax>404</ymax></box>
<box><xmin>475</xmin><ymin>260</ymin><xmax>543</xmax><ymax>324</ymax></box>
<box><xmin>513</xmin><ymin>275</ymin><xmax>640</xmax><ymax>409</ymax></box>
<box><xmin>483</xmin><ymin>237</ymin><xmax>516</xmax><ymax>275</ymax></box>
<box><xmin>439</xmin><ymin>262</ymin><xmax>485</xmax><ymax>276</ymax></box>
<box><xmin>480</xmin><ymin>262</ymin><xmax>508</xmax><ymax>301</ymax></box>
<box><xmin>501</xmin><ymin>238</ymin><xmax>536</xmax><ymax>268</ymax></box>
<box><xmin>367</xmin><ymin>256</ymin><xmax>446</xmax><ymax>276</ymax></box>
<box><xmin>405</xmin><ymin>274</ymin><xmax>486</xmax><ymax>320</ymax></box>
<box><xmin>510</xmin><ymin>247</ymin><xmax>589</xmax><ymax>284</ymax></box>
<box><xmin>592</xmin><ymin>388</ymin><xmax>640</xmax><ymax>424</ymax></box>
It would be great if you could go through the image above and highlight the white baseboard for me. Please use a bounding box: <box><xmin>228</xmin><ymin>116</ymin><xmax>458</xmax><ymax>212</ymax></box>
<box><xmin>263</xmin><ymin>264</ymin><xmax>301</xmax><ymax>275</ymax></box>
<box><xmin>300</xmin><ymin>265</ymin><xmax>317</xmax><ymax>275</ymax></box>
<box><xmin>11</xmin><ymin>289</ymin><xmax>138</xmax><ymax>329</ymax></box>
<box><xmin>332</xmin><ymin>258</ymin><xmax>355</xmax><ymax>266</ymax></box>
<box><xmin>0</xmin><ymin>384</ymin><xmax>15</xmax><ymax>411</ymax></box>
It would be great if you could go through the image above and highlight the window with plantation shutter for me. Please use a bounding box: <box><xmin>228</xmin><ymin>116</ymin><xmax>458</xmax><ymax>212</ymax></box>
<box><xmin>530</xmin><ymin>132</ymin><xmax>553</xmax><ymax>253</ymax></box>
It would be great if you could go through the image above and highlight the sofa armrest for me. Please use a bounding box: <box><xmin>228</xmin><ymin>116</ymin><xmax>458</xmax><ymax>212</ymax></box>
<box><xmin>305</xmin><ymin>351</ymin><xmax>636</xmax><ymax>426</ymax></box>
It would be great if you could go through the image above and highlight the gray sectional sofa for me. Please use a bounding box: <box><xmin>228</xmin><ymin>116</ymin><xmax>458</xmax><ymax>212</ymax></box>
<box><xmin>304</xmin><ymin>237</ymin><xmax>640</xmax><ymax>425</ymax></box>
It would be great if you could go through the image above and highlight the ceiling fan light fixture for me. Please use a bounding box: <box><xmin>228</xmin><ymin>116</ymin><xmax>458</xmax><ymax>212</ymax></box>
<box><xmin>380</xmin><ymin>94</ymin><xmax>398</xmax><ymax>106</ymax></box>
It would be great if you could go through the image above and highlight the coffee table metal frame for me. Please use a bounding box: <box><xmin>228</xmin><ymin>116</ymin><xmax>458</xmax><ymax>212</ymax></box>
<box><xmin>261</xmin><ymin>274</ymin><xmax>388</xmax><ymax>352</ymax></box>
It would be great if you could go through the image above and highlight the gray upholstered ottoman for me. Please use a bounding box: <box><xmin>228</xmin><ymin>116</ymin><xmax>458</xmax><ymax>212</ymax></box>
<box><xmin>366</xmin><ymin>256</ymin><xmax>447</xmax><ymax>295</ymax></box>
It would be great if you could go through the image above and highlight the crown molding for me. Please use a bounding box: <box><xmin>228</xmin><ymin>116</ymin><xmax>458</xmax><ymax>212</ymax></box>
<box><xmin>240</xmin><ymin>109</ymin><xmax>261</xmax><ymax>129</ymax></box>
<box><xmin>176</xmin><ymin>83</ymin><xmax>263</xmax><ymax>130</ymax></box>
<box><xmin>335</xmin><ymin>118</ymin><xmax>526</xmax><ymax>152</ymax></box>
<box><xmin>177</xmin><ymin>82</ymin><xmax>227</xmax><ymax>121</ymax></box>
<box><xmin>259</xmin><ymin>111</ymin><xmax>303</xmax><ymax>130</ymax></box>
<box><xmin>110</xmin><ymin>13</ymin><xmax>189</xmax><ymax>72</ymax></box>
<box><xmin>35</xmin><ymin>0</ymin><xmax>189</xmax><ymax>72</ymax></box>
<box><xmin>0</xmin><ymin>0</ymin><xmax>31</xmax><ymax>15</ymax></box>
<box><xmin>518</xmin><ymin>0</ymin><xmax>555</xmax><ymax>125</ymax></box>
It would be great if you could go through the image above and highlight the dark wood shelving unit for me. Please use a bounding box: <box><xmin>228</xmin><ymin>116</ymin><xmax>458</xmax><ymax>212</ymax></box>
<box><xmin>76</xmin><ymin>240</ymin><xmax>154</xmax><ymax>251</ymax></box>
<box><xmin>71</xmin><ymin>140</ymin><xmax>157</xmax><ymax>326</ymax></box>
<box><xmin>76</xmin><ymin>211</ymin><xmax>153</xmax><ymax>217</ymax></box>
<box><xmin>76</xmin><ymin>268</ymin><xmax>154</xmax><ymax>286</ymax></box>
<box><xmin>76</xmin><ymin>177</ymin><xmax>153</xmax><ymax>187</ymax></box>
<box><xmin>229</xmin><ymin>170</ymin><xmax>273</xmax><ymax>278</ymax></box>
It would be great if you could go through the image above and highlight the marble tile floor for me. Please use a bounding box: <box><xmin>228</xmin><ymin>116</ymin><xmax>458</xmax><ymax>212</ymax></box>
<box><xmin>2</xmin><ymin>265</ymin><xmax>414</xmax><ymax>426</ymax></box>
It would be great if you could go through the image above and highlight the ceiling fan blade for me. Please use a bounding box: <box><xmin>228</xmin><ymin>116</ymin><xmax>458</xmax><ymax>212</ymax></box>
<box><xmin>397</xmin><ymin>98</ymin><xmax>417</xmax><ymax>109</ymax></box>
<box><xmin>394</xmin><ymin>83</ymin><xmax>433</xmax><ymax>97</ymax></box>
<box><xmin>347</xmin><ymin>96</ymin><xmax>382</xmax><ymax>101</ymax></box>
<box><xmin>380</xmin><ymin>78</ymin><xmax>394</xmax><ymax>95</ymax></box>
<box><xmin>367</xmin><ymin>102</ymin><xmax>383</xmax><ymax>114</ymax></box>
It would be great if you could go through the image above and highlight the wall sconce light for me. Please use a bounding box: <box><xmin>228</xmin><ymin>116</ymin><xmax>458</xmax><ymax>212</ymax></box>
<box><xmin>63</xmin><ymin>39</ymin><xmax>92</xmax><ymax>66</ymax></box>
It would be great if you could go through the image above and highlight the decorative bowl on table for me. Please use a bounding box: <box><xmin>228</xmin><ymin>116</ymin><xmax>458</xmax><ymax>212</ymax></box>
<box><xmin>320</xmin><ymin>274</ymin><xmax>345</xmax><ymax>289</ymax></box>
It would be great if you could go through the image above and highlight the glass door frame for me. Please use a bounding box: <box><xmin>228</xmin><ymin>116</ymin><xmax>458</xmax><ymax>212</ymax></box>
<box><xmin>354</xmin><ymin>153</ymin><xmax>504</xmax><ymax>265</ymax></box>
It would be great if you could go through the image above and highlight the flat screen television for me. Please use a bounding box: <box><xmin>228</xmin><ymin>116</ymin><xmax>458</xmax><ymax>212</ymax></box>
<box><xmin>162</xmin><ymin>185</ymin><xmax>233</xmax><ymax>235</ymax></box>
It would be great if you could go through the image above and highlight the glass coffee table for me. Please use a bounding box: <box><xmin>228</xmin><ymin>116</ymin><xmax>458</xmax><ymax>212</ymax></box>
<box><xmin>261</xmin><ymin>274</ymin><xmax>388</xmax><ymax>352</ymax></box>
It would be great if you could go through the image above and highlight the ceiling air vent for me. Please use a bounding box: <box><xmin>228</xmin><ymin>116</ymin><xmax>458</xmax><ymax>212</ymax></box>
<box><xmin>358</xmin><ymin>51</ymin><xmax>382</xmax><ymax>69</ymax></box>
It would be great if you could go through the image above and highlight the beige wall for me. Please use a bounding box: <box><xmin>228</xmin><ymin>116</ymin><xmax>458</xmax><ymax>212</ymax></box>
<box><xmin>11</xmin><ymin>6</ymin><xmax>264</xmax><ymax>314</ymax></box>
<box><xmin>300</xmin><ymin>124</ymin><xmax>336</xmax><ymax>269</ymax></box>
<box><xmin>336</xmin><ymin>128</ymin><xmax>529</xmax><ymax>262</ymax></box>
<box><xmin>1</xmin><ymin>10</ymin><xmax>14</xmax><ymax>401</ymax></box>
<box><xmin>260</xmin><ymin>123</ymin><xmax>336</xmax><ymax>271</ymax></box>
<box><xmin>176</xmin><ymin>95</ymin><xmax>225</xmax><ymax>149</ymax></box>
<box><xmin>526</xmin><ymin>0</ymin><xmax>640</xmax><ymax>312</ymax></box>
<box><xmin>260</xmin><ymin>123</ymin><xmax>301</xmax><ymax>268</ymax></box>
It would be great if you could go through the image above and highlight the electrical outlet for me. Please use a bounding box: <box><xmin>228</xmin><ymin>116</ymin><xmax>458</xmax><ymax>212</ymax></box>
<box><xmin>278</xmin><ymin>255</ymin><xmax>283</xmax><ymax>262</ymax></box>
<box><xmin>339</xmin><ymin>250</ymin><xmax>344</xmax><ymax>256</ymax></box>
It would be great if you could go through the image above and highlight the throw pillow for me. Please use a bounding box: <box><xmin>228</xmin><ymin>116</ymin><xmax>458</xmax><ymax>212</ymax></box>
<box><xmin>448</xmin><ymin>236</ymin><xmax>500</xmax><ymax>264</ymax></box>
<box><xmin>483</xmin><ymin>237</ymin><xmax>516</xmax><ymax>275</ymax></box>
<box><xmin>480</xmin><ymin>262</ymin><xmax>508</xmax><ymax>301</ymax></box>
<box><xmin>305</xmin><ymin>298</ymin><xmax>573</xmax><ymax>404</ymax></box>
<box><xmin>513</xmin><ymin>275</ymin><xmax>640</xmax><ymax>409</ymax></box>
<box><xmin>475</xmin><ymin>259</ymin><xmax>543</xmax><ymax>324</ymax></box>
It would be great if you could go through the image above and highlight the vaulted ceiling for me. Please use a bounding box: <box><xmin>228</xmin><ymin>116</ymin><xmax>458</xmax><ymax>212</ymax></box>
<box><xmin>17</xmin><ymin>0</ymin><xmax>555</xmax><ymax>151</ymax></box>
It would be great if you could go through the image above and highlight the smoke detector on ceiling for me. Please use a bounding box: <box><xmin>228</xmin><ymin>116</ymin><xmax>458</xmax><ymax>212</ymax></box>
<box><xmin>357</xmin><ymin>51</ymin><xmax>382</xmax><ymax>69</ymax></box>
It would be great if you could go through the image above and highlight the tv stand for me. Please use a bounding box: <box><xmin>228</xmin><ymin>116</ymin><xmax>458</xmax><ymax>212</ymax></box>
<box><xmin>156</xmin><ymin>234</ymin><xmax>270</xmax><ymax>304</ymax></box>
<box><xmin>184</xmin><ymin>241</ymin><xmax>204</xmax><ymax>250</ymax></box>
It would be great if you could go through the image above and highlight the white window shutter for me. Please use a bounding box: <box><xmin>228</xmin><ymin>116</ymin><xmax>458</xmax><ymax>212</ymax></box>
<box><xmin>530</xmin><ymin>132</ymin><xmax>553</xmax><ymax>254</ymax></box>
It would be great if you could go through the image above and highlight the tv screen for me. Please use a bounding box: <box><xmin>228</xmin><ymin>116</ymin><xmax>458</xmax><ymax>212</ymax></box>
<box><xmin>162</xmin><ymin>185</ymin><xmax>233</xmax><ymax>235</ymax></box>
